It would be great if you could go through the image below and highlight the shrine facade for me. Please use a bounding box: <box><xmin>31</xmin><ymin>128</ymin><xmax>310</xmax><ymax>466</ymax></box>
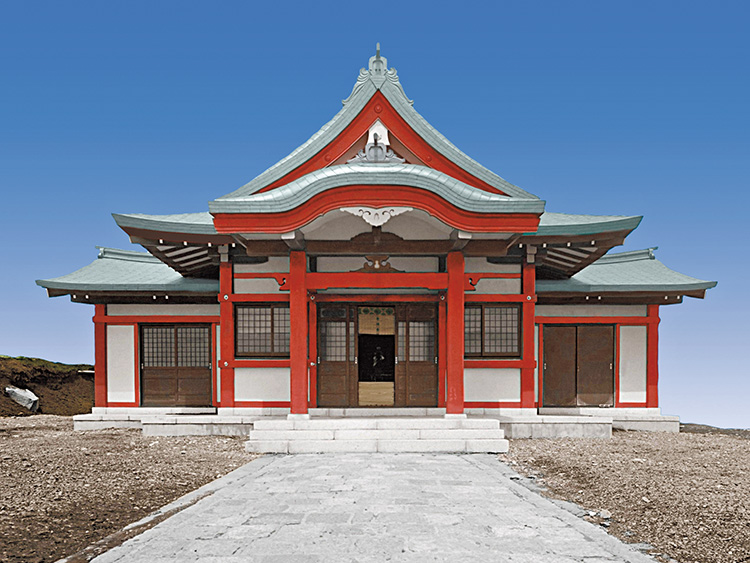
<box><xmin>38</xmin><ymin>49</ymin><xmax>715</xmax><ymax>422</ymax></box>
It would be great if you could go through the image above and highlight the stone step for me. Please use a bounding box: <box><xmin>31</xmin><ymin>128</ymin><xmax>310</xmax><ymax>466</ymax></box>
<box><xmin>245</xmin><ymin>438</ymin><xmax>509</xmax><ymax>454</ymax></box>
<box><xmin>248</xmin><ymin>428</ymin><xmax>505</xmax><ymax>441</ymax></box>
<box><xmin>252</xmin><ymin>417</ymin><xmax>500</xmax><ymax>431</ymax></box>
<box><xmin>308</xmin><ymin>407</ymin><xmax>447</xmax><ymax>417</ymax></box>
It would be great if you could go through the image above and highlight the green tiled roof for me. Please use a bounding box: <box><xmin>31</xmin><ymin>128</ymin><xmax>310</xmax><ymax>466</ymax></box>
<box><xmin>535</xmin><ymin>213</ymin><xmax>642</xmax><ymax>236</ymax></box>
<box><xmin>36</xmin><ymin>248</ymin><xmax>219</xmax><ymax>294</ymax></box>
<box><xmin>113</xmin><ymin>212</ymin><xmax>217</xmax><ymax>235</ymax></box>
<box><xmin>213</xmin><ymin>49</ymin><xmax>541</xmax><ymax>203</ymax></box>
<box><xmin>537</xmin><ymin>248</ymin><xmax>717</xmax><ymax>294</ymax></box>
<box><xmin>209</xmin><ymin>164</ymin><xmax>545</xmax><ymax>215</ymax></box>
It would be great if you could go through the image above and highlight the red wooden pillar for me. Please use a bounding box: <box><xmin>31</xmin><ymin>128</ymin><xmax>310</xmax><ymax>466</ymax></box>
<box><xmin>446</xmin><ymin>252</ymin><xmax>465</xmax><ymax>415</ymax></box>
<box><xmin>308</xmin><ymin>297</ymin><xmax>317</xmax><ymax>408</ymax></box>
<box><xmin>646</xmin><ymin>304</ymin><xmax>660</xmax><ymax>408</ymax></box>
<box><xmin>219</xmin><ymin>259</ymin><xmax>235</xmax><ymax>407</ymax></box>
<box><xmin>438</xmin><ymin>297</ymin><xmax>447</xmax><ymax>407</ymax></box>
<box><xmin>93</xmin><ymin>304</ymin><xmax>107</xmax><ymax>406</ymax></box>
<box><xmin>289</xmin><ymin>251</ymin><xmax>309</xmax><ymax>415</ymax></box>
<box><xmin>520</xmin><ymin>260</ymin><xmax>536</xmax><ymax>408</ymax></box>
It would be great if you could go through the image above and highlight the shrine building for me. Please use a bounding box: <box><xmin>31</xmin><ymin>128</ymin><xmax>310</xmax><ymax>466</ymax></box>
<box><xmin>37</xmin><ymin>48</ymin><xmax>715</xmax><ymax>448</ymax></box>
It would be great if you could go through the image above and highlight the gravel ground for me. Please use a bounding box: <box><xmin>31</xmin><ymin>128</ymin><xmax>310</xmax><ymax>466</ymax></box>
<box><xmin>501</xmin><ymin>425</ymin><xmax>750</xmax><ymax>563</ymax></box>
<box><xmin>3</xmin><ymin>416</ymin><xmax>747</xmax><ymax>563</ymax></box>
<box><xmin>0</xmin><ymin>415</ymin><xmax>257</xmax><ymax>563</ymax></box>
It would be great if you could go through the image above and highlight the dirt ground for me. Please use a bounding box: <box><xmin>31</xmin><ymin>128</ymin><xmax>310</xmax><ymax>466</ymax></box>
<box><xmin>502</xmin><ymin>424</ymin><xmax>750</xmax><ymax>563</ymax></box>
<box><xmin>0</xmin><ymin>415</ymin><xmax>257</xmax><ymax>563</ymax></box>
<box><xmin>0</xmin><ymin>356</ymin><xmax>94</xmax><ymax>417</ymax></box>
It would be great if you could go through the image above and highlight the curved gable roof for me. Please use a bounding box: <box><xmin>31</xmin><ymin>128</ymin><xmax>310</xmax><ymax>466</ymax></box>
<box><xmin>212</xmin><ymin>48</ymin><xmax>540</xmax><ymax>204</ymax></box>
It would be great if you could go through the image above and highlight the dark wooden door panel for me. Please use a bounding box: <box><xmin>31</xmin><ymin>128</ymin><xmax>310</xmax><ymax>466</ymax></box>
<box><xmin>317</xmin><ymin>317</ymin><xmax>354</xmax><ymax>407</ymax></box>
<box><xmin>542</xmin><ymin>326</ymin><xmax>577</xmax><ymax>407</ymax></box>
<box><xmin>142</xmin><ymin>368</ymin><xmax>178</xmax><ymax>406</ymax></box>
<box><xmin>406</xmin><ymin>365</ymin><xmax>437</xmax><ymax>406</ymax></box>
<box><xmin>175</xmin><ymin>368</ymin><xmax>212</xmax><ymax>407</ymax></box>
<box><xmin>141</xmin><ymin>325</ymin><xmax>213</xmax><ymax>407</ymax></box>
<box><xmin>576</xmin><ymin>325</ymin><xmax>614</xmax><ymax>406</ymax></box>
<box><xmin>402</xmin><ymin>306</ymin><xmax>438</xmax><ymax>408</ymax></box>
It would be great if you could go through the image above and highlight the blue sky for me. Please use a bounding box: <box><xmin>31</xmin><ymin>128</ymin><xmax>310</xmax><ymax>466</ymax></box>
<box><xmin>1</xmin><ymin>2</ymin><xmax>747</xmax><ymax>427</ymax></box>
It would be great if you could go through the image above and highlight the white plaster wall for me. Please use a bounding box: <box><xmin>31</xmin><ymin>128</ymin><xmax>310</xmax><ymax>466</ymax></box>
<box><xmin>215</xmin><ymin>325</ymin><xmax>221</xmax><ymax>402</ymax></box>
<box><xmin>387</xmin><ymin>257</ymin><xmax>439</xmax><ymax>272</ymax></box>
<box><xmin>465</xmin><ymin>259</ymin><xmax>521</xmax><ymax>274</ymax></box>
<box><xmin>471</xmin><ymin>278</ymin><xmax>521</xmax><ymax>294</ymax></box>
<box><xmin>536</xmin><ymin>305</ymin><xmax>647</xmax><ymax>318</ymax></box>
<box><xmin>383</xmin><ymin>210</ymin><xmax>453</xmax><ymax>240</ymax></box>
<box><xmin>106</xmin><ymin>325</ymin><xmax>136</xmax><ymax>403</ymax></box>
<box><xmin>234</xmin><ymin>278</ymin><xmax>284</xmax><ymax>294</ymax></box>
<box><xmin>619</xmin><ymin>326</ymin><xmax>648</xmax><ymax>403</ymax></box>
<box><xmin>107</xmin><ymin>304</ymin><xmax>220</xmax><ymax>316</ymax></box>
<box><xmin>234</xmin><ymin>367</ymin><xmax>291</xmax><ymax>402</ymax></box>
<box><xmin>301</xmin><ymin>211</ymin><xmax>370</xmax><ymax>240</ymax></box>
<box><xmin>318</xmin><ymin>256</ymin><xmax>371</xmax><ymax>272</ymax></box>
<box><xmin>464</xmin><ymin>368</ymin><xmax>521</xmax><ymax>402</ymax></box>
<box><xmin>534</xmin><ymin>325</ymin><xmax>539</xmax><ymax>402</ymax></box>
<box><xmin>234</xmin><ymin>257</ymin><xmax>290</xmax><ymax>273</ymax></box>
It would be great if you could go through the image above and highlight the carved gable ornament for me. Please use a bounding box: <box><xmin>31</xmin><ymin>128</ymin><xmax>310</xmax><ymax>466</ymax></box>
<box><xmin>340</xmin><ymin>206</ymin><xmax>412</xmax><ymax>227</ymax></box>
<box><xmin>347</xmin><ymin>119</ymin><xmax>405</xmax><ymax>164</ymax></box>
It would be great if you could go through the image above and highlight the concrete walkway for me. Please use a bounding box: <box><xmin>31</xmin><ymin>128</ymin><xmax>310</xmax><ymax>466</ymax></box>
<box><xmin>91</xmin><ymin>454</ymin><xmax>654</xmax><ymax>563</ymax></box>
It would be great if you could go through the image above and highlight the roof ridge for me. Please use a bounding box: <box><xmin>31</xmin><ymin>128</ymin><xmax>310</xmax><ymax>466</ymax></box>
<box><xmin>95</xmin><ymin>247</ymin><xmax>162</xmax><ymax>264</ymax></box>
<box><xmin>595</xmin><ymin>247</ymin><xmax>659</xmax><ymax>264</ymax></box>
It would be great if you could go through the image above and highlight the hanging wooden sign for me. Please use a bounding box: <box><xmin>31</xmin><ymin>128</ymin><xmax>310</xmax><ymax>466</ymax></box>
<box><xmin>358</xmin><ymin>306</ymin><xmax>395</xmax><ymax>335</ymax></box>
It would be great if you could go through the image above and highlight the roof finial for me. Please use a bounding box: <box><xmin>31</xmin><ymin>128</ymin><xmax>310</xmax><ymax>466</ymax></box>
<box><xmin>368</xmin><ymin>44</ymin><xmax>387</xmax><ymax>76</ymax></box>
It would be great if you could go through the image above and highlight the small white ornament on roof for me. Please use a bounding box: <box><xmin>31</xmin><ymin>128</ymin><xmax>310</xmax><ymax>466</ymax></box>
<box><xmin>340</xmin><ymin>206</ymin><xmax>412</xmax><ymax>227</ymax></box>
<box><xmin>347</xmin><ymin>120</ymin><xmax>405</xmax><ymax>164</ymax></box>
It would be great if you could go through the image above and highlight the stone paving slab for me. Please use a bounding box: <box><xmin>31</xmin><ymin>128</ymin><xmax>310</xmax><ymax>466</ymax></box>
<box><xmin>90</xmin><ymin>454</ymin><xmax>655</xmax><ymax>563</ymax></box>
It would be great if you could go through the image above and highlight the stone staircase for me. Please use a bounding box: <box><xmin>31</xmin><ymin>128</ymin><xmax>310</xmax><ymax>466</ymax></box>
<box><xmin>245</xmin><ymin>417</ymin><xmax>508</xmax><ymax>454</ymax></box>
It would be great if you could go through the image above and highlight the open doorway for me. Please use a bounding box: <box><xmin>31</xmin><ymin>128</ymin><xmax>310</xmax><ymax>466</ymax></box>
<box><xmin>358</xmin><ymin>334</ymin><xmax>395</xmax><ymax>406</ymax></box>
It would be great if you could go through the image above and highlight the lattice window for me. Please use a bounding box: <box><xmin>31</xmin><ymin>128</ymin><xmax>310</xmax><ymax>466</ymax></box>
<box><xmin>464</xmin><ymin>307</ymin><xmax>482</xmax><ymax>356</ymax></box>
<box><xmin>142</xmin><ymin>326</ymin><xmax>175</xmax><ymax>367</ymax></box>
<box><xmin>273</xmin><ymin>307</ymin><xmax>290</xmax><ymax>354</ymax></box>
<box><xmin>397</xmin><ymin>321</ymin><xmax>406</xmax><ymax>361</ymax></box>
<box><xmin>409</xmin><ymin>321</ymin><xmax>435</xmax><ymax>362</ymax></box>
<box><xmin>320</xmin><ymin>322</ymin><xmax>347</xmax><ymax>361</ymax></box>
<box><xmin>484</xmin><ymin>307</ymin><xmax>519</xmax><ymax>355</ymax></box>
<box><xmin>236</xmin><ymin>305</ymin><xmax>289</xmax><ymax>357</ymax></box>
<box><xmin>177</xmin><ymin>326</ymin><xmax>211</xmax><ymax>367</ymax></box>
<box><xmin>465</xmin><ymin>304</ymin><xmax>521</xmax><ymax>358</ymax></box>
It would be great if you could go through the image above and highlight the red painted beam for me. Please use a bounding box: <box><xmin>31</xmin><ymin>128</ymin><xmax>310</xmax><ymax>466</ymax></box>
<box><xmin>94</xmin><ymin>315</ymin><xmax>220</xmax><ymax>324</ymax></box>
<box><xmin>314</xmin><ymin>294</ymin><xmax>439</xmax><ymax>303</ymax></box>
<box><xmin>306</xmin><ymin>272</ymin><xmax>448</xmax><ymax>291</ymax></box>
<box><xmin>535</xmin><ymin>316</ymin><xmax>655</xmax><ymax>325</ymax></box>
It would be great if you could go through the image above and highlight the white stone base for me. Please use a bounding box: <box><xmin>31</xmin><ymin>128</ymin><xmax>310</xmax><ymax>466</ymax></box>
<box><xmin>246</xmin><ymin>417</ymin><xmax>508</xmax><ymax>453</ymax></box>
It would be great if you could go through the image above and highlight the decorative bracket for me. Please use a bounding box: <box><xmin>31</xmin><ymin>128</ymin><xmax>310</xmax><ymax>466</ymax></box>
<box><xmin>357</xmin><ymin>255</ymin><xmax>402</xmax><ymax>273</ymax></box>
<box><xmin>340</xmin><ymin>206</ymin><xmax>412</xmax><ymax>227</ymax></box>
